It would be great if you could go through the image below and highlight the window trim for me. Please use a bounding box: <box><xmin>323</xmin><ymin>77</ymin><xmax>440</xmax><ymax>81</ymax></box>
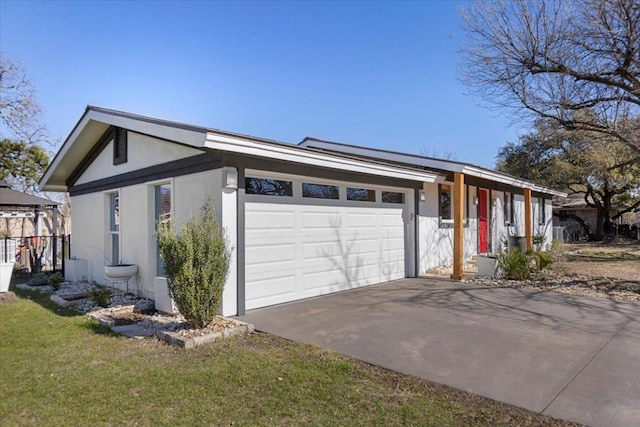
<box><xmin>107</xmin><ymin>191</ymin><xmax>120</xmax><ymax>265</ymax></box>
<box><xmin>302</xmin><ymin>182</ymin><xmax>340</xmax><ymax>200</ymax></box>
<box><xmin>439</xmin><ymin>184</ymin><xmax>453</xmax><ymax>227</ymax></box>
<box><xmin>537</xmin><ymin>196</ymin><xmax>546</xmax><ymax>225</ymax></box>
<box><xmin>346</xmin><ymin>186</ymin><xmax>376</xmax><ymax>202</ymax></box>
<box><xmin>504</xmin><ymin>192</ymin><xmax>514</xmax><ymax>226</ymax></box>
<box><xmin>154</xmin><ymin>182</ymin><xmax>172</xmax><ymax>277</ymax></box>
<box><xmin>381</xmin><ymin>190</ymin><xmax>405</xmax><ymax>204</ymax></box>
<box><xmin>245</xmin><ymin>176</ymin><xmax>294</xmax><ymax>197</ymax></box>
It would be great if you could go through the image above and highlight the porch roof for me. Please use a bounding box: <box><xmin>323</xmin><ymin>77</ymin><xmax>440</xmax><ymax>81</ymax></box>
<box><xmin>299</xmin><ymin>137</ymin><xmax>567</xmax><ymax>197</ymax></box>
<box><xmin>0</xmin><ymin>181</ymin><xmax>59</xmax><ymax>208</ymax></box>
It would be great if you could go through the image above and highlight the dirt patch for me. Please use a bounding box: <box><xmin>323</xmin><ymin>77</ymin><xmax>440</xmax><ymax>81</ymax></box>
<box><xmin>0</xmin><ymin>292</ymin><xmax>18</xmax><ymax>303</ymax></box>
<box><xmin>556</xmin><ymin>240</ymin><xmax>640</xmax><ymax>281</ymax></box>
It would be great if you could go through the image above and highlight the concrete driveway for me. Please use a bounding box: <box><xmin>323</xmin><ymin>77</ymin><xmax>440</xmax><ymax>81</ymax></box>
<box><xmin>239</xmin><ymin>278</ymin><xmax>640</xmax><ymax>427</ymax></box>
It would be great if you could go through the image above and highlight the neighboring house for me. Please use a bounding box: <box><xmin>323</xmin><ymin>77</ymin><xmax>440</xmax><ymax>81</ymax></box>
<box><xmin>39</xmin><ymin>106</ymin><xmax>565</xmax><ymax>316</ymax></box>
<box><xmin>553</xmin><ymin>193</ymin><xmax>634</xmax><ymax>240</ymax></box>
<box><xmin>0</xmin><ymin>181</ymin><xmax>63</xmax><ymax>272</ymax></box>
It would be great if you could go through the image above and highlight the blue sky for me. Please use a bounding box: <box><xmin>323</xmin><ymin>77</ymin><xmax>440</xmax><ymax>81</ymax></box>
<box><xmin>1</xmin><ymin>0</ymin><xmax>522</xmax><ymax>169</ymax></box>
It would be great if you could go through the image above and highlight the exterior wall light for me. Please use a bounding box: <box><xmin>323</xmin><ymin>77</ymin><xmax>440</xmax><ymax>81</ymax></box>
<box><xmin>223</xmin><ymin>169</ymin><xmax>238</xmax><ymax>189</ymax></box>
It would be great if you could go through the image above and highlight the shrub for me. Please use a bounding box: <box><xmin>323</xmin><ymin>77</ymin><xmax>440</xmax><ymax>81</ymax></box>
<box><xmin>496</xmin><ymin>248</ymin><xmax>532</xmax><ymax>280</ymax></box>
<box><xmin>157</xmin><ymin>198</ymin><xmax>231</xmax><ymax>329</ymax></box>
<box><xmin>88</xmin><ymin>287</ymin><xmax>111</xmax><ymax>307</ymax></box>
<box><xmin>534</xmin><ymin>251</ymin><xmax>553</xmax><ymax>271</ymax></box>
<box><xmin>48</xmin><ymin>273</ymin><xmax>64</xmax><ymax>290</ymax></box>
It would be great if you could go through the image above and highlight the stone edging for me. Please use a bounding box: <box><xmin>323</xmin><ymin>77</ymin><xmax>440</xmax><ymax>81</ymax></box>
<box><xmin>155</xmin><ymin>319</ymin><xmax>255</xmax><ymax>349</ymax></box>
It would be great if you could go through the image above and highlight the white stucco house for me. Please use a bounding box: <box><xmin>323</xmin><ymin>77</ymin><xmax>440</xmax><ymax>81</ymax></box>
<box><xmin>39</xmin><ymin>106</ymin><xmax>565</xmax><ymax>316</ymax></box>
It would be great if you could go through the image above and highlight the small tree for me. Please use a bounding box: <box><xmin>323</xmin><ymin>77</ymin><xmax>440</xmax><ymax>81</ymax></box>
<box><xmin>157</xmin><ymin>198</ymin><xmax>231</xmax><ymax>328</ymax></box>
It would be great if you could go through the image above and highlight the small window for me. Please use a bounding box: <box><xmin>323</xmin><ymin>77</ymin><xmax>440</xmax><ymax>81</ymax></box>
<box><xmin>538</xmin><ymin>197</ymin><xmax>545</xmax><ymax>225</ymax></box>
<box><xmin>381</xmin><ymin>191</ymin><xmax>405</xmax><ymax>204</ymax></box>
<box><xmin>155</xmin><ymin>184</ymin><xmax>171</xmax><ymax>276</ymax></box>
<box><xmin>113</xmin><ymin>127</ymin><xmax>128</xmax><ymax>165</ymax></box>
<box><xmin>504</xmin><ymin>192</ymin><xmax>514</xmax><ymax>225</ymax></box>
<box><xmin>245</xmin><ymin>177</ymin><xmax>293</xmax><ymax>196</ymax></box>
<box><xmin>302</xmin><ymin>183</ymin><xmax>339</xmax><ymax>199</ymax></box>
<box><xmin>108</xmin><ymin>193</ymin><xmax>120</xmax><ymax>264</ymax></box>
<box><xmin>439</xmin><ymin>184</ymin><xmax>452</xmax><ymax>224</ymax></box>
<box><xmin>347</xmin><ymin>187</ymin><xmax>375</xmax><ymax>202</ymax></box>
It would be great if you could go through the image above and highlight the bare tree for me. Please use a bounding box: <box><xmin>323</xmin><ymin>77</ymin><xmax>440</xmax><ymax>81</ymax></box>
<box><xmin>460</xmin><ymin>0</ymin><xmax>640</xmax><ymax>151</ymax></box>
<box><xmin>0</xmin><ymin>53</ymin><xmax>49</xmax><ymax>145</ymax></box>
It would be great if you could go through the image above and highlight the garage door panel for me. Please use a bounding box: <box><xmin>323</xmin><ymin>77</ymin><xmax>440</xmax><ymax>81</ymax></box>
<box><xmin>245</xmin><ymin>185</ymin><xmax>410</xmax><ymax>310</ymax></box>
<box><xmin>246</xmin><ymin>244</ymin><xmax>295</xmax><ymax>265</ymax></box>
<box><xmin>302</xmin><ymin>270</ymin><xmax>344</xmax><ymax>291</ymax></box>
<box><xmin>246</xmin><ymin>210</ymin><xmax>295</xmax><ymax>229</ymax></box>
<box><xmin>346</xmin><ymin>212</ymin><xmax>378</xmax><ymax>227</ymax></box>
<box><xmin>301</xmin><ymin>211</ymin><xmax>342</xmax><ymax>229</ymax></box>
<box><xmin>381</xmin><ymin>211</ymin><xmax>404</xmax><ymax>226</ymax></box>
<box><xmin>245</xmin><ymin>276</ymin><xmax>297</xmax><ymax>309</ymax></box>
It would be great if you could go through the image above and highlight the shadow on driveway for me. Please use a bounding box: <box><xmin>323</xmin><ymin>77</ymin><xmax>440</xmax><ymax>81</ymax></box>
<box><xmin>240</xmin><ymin>278</ymin><xmax>640</xmax><ymax>427</ymax></box>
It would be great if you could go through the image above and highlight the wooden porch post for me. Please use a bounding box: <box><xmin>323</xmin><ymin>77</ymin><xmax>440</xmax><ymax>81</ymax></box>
<box><xmin>524</xmin><ymin>188</ymin><xmax>532</xmax><ymax>251</ymax></box>
<box><xmin>450</xmin><ymin>172</ymin><xmax>465</xmax><ymax>281</ymax></box>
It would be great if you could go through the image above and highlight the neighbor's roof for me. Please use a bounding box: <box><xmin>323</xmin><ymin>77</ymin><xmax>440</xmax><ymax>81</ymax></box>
<box><xmin>299</xmin><ymin>137</ymin><xmax>567</xmax><ymax>197</ymax></box>
<box><xmin>0</xmin><ymin>181</ymin><xmax>59</xmax><ymax>207</ymax></box>
<box><xmin>553</xmin><ymin>193</ymin><xmax>627</xmax><ymax>209</ymax></box>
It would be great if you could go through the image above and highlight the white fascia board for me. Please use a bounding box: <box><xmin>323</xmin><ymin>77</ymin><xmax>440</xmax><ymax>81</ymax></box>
<box><xmin>303</xmin><ymin>140</ymin><xmax>565</xmax><ymax>197</ymax></box>
<box><xmin>205</xmin><ymin>133</ymin><xmax>438</xmax><ymax>183</ymax></box>
<box><xmin>87</xmin><ymin>110</ymin><xmax>207</xmax><ymax>148</ymax></box>
<box><xmin>303</xmin><ymin>140</ymin><xmax>465</xmax><ymax>173</ymax></box>
<box><xmin>462</xmin><ymin>166</ymin><xmax>567</xmax><ymax>197</ymax></box>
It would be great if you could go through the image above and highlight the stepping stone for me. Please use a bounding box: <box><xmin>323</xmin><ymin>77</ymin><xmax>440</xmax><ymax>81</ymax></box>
<box><xmin>111</xmin><ymin>324</ymin><xmax>155</xmax><ymax>339</ymax></box>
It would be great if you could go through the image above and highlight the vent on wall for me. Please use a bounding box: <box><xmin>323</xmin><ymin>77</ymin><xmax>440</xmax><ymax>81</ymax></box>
<box><xmin>113</xmin><ymin>127</ymin><xmax>128</xmax><ymax>165</ymax></box>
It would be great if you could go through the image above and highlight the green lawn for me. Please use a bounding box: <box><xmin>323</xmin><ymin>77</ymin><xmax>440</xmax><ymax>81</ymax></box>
<box><xmin>0</xmin><ymin>285</ymin><xmax>575</xmax><ymax>426</ymax></box>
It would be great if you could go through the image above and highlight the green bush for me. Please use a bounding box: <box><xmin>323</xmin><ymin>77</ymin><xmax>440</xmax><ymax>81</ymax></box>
<box><xmin>48</xmin><ymin>273</ymin><xmax>64</xmax><ymax>290</ymax></box>
<box><xmin>157</xmin><ymin>198</ymin><xmax>231</xmax><ymax>329</ymax></box>
<box><xmin>496</xmin><ymin>248</ymin><xmax>532</xmax><ymax>280</ymax></box>
<box><xmin>88</xmin><ymin>287</ymin><xmax>111</xmax><ymax>307</ymax></box>
<box><xmin>534</xmin><ymin>252</ymin><xmax>553</xmax><ymax>271</ymax></box>
<box><xmin>496</xmin><ymin>244</ymin><xmax>554</xmax><ymax>280</ymax></box>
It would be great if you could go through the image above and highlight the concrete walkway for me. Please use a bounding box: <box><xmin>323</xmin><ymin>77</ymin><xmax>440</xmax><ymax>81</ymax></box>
<box><xmin>239</xmin><ymin>278</ymin><xmax>640</xmax><ymax>427</ymax></box>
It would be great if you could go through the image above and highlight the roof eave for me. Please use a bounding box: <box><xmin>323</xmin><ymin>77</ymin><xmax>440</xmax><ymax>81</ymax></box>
<box><xmin>39</xmin><ymin>106</ymin><xmax>209</xmax><ymax>192</ymax></box>
<box><xmin>205</xmin><ymin>131</ymin><xmax>439</xmax><ymax>183</ymax></box>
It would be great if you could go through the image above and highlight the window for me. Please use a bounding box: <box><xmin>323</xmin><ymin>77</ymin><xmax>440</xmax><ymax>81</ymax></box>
<box><xmin>245</xmin><ymin>177</ymin><xmax>293</xmax><ymax>196</ymax></box>
<box><xmin>537</xmin><ymin>197</ymin><xmax>545</xmax><ymax>225</ymax></box>
<box><xmin>347</xmin><ymin>187</ymin><xmax>375</xmax><ymax>202</ymax></box>
<box><xmin>108</xmin><ymin>193</ymin><xmax>120</xmax><ymax>264</ymax></box>
<box><xmin>504</xmin><ymin>192</ymin><xmax>514</xmax><ymax>225</ymax></box>
<box><xmin>439</xmin><ymin>184</ymin><xmax>452</xmax><ymax>225</ymax></box>
<box><xmin>155</xmin><ymin>184</ymin><xmax>171</xmax><ymax>276</ymax></box>
<box><xmin>302</xmin><ymin>183</ymin><xmax>339</xmax><ymax>199</ymax></box>
<box><xmin>382</xmin><ymin>191</ymin><xmax>405</xmax><ymax>204</ymax></box>
<box><xmin>113</xmin><ymin>127</ymin><xmax>128</xmax><ymax>165</ymax></box>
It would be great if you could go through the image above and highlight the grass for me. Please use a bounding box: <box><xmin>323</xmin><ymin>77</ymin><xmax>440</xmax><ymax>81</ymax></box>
<box><xmin>558</xmin><ymin>240</ymin><xmax>640</xmax><ymax>281</ymax></box>
<box><xmin>0</xmin><ymin>283</ymin><xmax>575</xmax><ymax>427</ymax></box>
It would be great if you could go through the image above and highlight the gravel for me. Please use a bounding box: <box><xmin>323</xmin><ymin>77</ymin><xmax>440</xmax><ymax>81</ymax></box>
<box><xmin>466</xmin><ymin>275</ymin><xmax>640</xmax><ymax>303</ymax></box>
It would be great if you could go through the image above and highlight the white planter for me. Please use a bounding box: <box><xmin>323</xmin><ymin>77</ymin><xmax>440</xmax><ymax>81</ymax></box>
<box><xmin>104</xmin><ymin>264</ymin><xmax>138</xmax><ymax>280</ymax></box>
<box><xmin>477</xmin><ymin>255</ymin><xmax>497</xmax><ymax>278</ymax></box>
<box><xmin>0</xmin><ymin>262</ymin><xmax>13</xmax><ymax>293</ymax></box>
<box><xmin>65</xmin><ymin>258</ymin><xmax>88</xmax><ymax>282</ymax></box>
<box><xmin>154</xmin><ymin>277</ymin><xmax>177</xmax><ymax>314</ymax></box>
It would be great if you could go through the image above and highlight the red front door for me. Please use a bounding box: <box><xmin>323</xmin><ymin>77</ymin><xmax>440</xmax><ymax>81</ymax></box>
<box><xmin>478</xmin><ymin>189</ymin><xmax>488</xmax><ymax>253</ymax></box>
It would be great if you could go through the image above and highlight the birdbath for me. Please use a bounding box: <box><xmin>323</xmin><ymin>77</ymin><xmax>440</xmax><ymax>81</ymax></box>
<box><xmin>104</xmin><ymin>264</ymin><xmax>138</xmax><ymax>292</ymax></box>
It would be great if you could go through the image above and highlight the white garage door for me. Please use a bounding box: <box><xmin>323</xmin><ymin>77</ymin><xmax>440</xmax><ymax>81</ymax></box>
<box><xmin>244</xmin><ymin>173</ymin><xmax>412</xmax><ymax>310</ymax></box>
